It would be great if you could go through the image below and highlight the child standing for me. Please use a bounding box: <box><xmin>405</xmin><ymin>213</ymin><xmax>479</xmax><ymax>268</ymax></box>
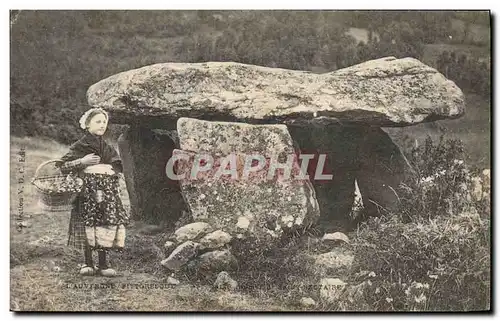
<box><xmin>59</xmin><ymin>108</ymin><xmax>129</xmax><ymax>277</ymax></box>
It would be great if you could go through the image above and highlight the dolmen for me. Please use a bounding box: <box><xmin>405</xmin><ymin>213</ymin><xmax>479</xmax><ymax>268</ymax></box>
<box><xmin>86</xmin><ymin>57</ymin><xmax>465</xmax><ymax>268</ymax></box>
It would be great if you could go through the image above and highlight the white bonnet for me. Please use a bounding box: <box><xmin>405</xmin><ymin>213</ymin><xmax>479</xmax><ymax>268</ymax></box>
<box><xmin>79</xmin><ymin>108</ymin><xmax>109</xmax><ymax>130</ymax></box>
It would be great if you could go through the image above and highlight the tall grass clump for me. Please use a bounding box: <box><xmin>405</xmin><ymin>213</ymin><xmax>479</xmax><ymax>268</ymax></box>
<box><xmin>346</xmin><ymin>136</ymin><xmax>490</xmax><ymax>311</ymax></box>
<box><xmin>397</xmin><ymin>135</ymin><xmax>487</xmax><ymax>222</ymax></box>
<box><xmin>349</xmin><ymin>213</ymin><xmax>490</xmax><ymax>311</ymax></box>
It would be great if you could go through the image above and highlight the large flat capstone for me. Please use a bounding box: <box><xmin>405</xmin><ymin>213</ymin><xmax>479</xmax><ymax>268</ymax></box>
<box><xmin>87</xmin><ymin>57</ymin><xmax>465</xmax><ymax>127</ymax></box>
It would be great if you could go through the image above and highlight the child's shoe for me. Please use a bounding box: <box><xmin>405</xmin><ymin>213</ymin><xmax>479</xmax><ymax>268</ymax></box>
<box><xmin>98</xmin><ymin>268</ymin><xmax>117</xmax><ymax>277</ymax></box>
<box><xmin>79</xmin><ymin>265</ymin><xmax>96</xmax><ymax>276</ymax></box>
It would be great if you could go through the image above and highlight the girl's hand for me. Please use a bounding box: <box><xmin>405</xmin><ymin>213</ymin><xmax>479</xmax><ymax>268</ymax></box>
<box><xmin>81</xmin><ymin>153</ymin><xmax>101</xmax><ymax>166</ymax></box>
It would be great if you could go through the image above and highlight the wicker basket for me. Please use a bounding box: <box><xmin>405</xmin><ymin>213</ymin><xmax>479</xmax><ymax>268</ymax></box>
<box><xmin>31</xmin><ymin>159</ymin><xmax>83</xmax><ymax>213</ymax></box>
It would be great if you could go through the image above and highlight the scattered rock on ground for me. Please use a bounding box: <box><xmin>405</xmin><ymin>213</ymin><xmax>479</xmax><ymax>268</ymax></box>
<box><xmin>214</xmin><ymin>271</ymin><xmax>238</xmax><ymax>291</ymax></box>
<box><xmin>167</xmin><ymin>276</ymin><xmax>180</xmax><ymax>285</ymax></box>
<box><xmin>299</xmin><ymin>297</ymin><xmax>317</xmax><ymax>308</ymax></box>
<box><xmin>199</xmin><ymin>230</ymin><xmax>232</xmax><ymax>250</ymax></box>
<box><xmin>160</xmin><ymin>241</ymin><xmax>199</xmax><ymax>271</ymax></box>
<box><xmin>18</xmin><ymin>221</ymin><xmax>31</xmax><ymax>228</ymax></box>
<box><xmin>190</xmin><ymin>250</ymin><xmax>238</xmax><ymax>272</ymax></box>
<box><xmin>164</xmin><ymin>241</ymin><xmax>176</xmax><ymax>255</ymax></box>
<box><xmin>173</xmin><ymin>222</ymin><xmax>212</xmax><ymax>243</ymax></box>
<box><xmin>314</xmin><ymin>249</ymin><xmax>354</xmax><ymax>273</ymax></box>
<box><xmin>322</xmin><ymin>232</ymin><xmax>350</xmax><ymax>244</ymax></box>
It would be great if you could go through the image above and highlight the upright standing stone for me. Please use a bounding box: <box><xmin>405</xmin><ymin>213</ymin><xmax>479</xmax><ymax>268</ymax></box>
<box><xmin>289</xmin><ymin>124</ymin><xmax>412</xmax><ymax>227</ymax></box>
<box><xmin>118</xmin><ymin>128</ymin><xmax>140</xmax><ymax>219</ymax></box>
<box><xmin>118</xmin><ymin>126</ymin><xmax>186</xmax><ymax>225</ymax></box>
<box><xmin>356</xmin><ymin>127</ymin><xmax>413</xmax><ymax>216</ymax></box>
<box><xmin>174</xmin><ymin>118</ymin><xmax>320</xmax><ymax>244</ymax></box>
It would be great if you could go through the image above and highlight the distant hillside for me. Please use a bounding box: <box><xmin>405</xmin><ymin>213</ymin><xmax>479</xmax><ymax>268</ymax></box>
<box><xmin>346</xmin><ymin>27</ymin><xmax>380</xmax><ymax>44</ymax></box>
<box><xmin>422</xmin><ymin>43</ymin><xmax>490</xmax><ymax>67</ymax></box>
<box><xmin>450</xmin><ymin>17</ymin><xmax>490</xmax><ymax>45</ymax></box>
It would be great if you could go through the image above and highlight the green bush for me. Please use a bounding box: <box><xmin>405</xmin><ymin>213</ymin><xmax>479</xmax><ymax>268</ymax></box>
<box><xmin>349</xmin><ymin>212</ymin><xmax>490</xmax><ymax>311</ymax></box>
<box><xmin>395</xmin><ymin>136</ymin><xmax>483</xmax><ymax>222</ymax></box>
<box><xmin>436</xmin><ymin>50</ymin><xmax>490</xmax><ymax>96</ymax></box>
<box><xmin>341</xmin><ymin>136</ymin><xmax>490</xmax><ymax>311</ymax></box>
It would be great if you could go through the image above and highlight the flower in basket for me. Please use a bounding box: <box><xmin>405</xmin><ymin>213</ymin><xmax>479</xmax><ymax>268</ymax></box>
<box><xmin>41</xmin><ymin>175</ymin><xmax>83</xmax><ymax>194</ymax></box>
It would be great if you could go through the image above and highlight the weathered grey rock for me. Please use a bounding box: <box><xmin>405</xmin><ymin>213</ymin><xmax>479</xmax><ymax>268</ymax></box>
<box><xmin>214</xmin><ymin>271</ymin><xmax>238</xmax><ymax>291</ymax></box>
<box><xmin>177</xmin><ymin>117</ymin><xmax>295</xmax><ymax>156</ymax></box>
<box><xmin>17</xmin><ymin>221</ymin><xmax>31</xmax><ymax>228</ymax></box>
<box><xmin>117</xmin><ymin>129</ymin><xmax>139</xmax><ymax>219</ymax></box>
<box><xmin>199</xmin><ymin>230</ymin><xmax>232</xmax><ymax>250</ymax></box>
<box><xmin>167</xmin><ymin>276</ymin><xmax>180</xmax><ymax>285</ymax></box>
<box><xmin>322</xmin><ymin>232</ymin><xmax>350</xmax><ymax>244</ymax></box>
<box><xmin>356</xmin><ymin>127</ymin><xmax>414</xmax><ymax>216</ymax></box>
<box><xmin>118</xmin><ymin>127</ymin><xmax>186</xmax><ymax>224</ymax></box>
<box><xmin>314</xmin><ymin>249</ymin><xmax>354</xmax><ymax>273</ymax></box>
<box><xmin>236</xmin><ymin>217</ymin><xmax>250</xmax><ymax>230</ymax></box>
<box><xmin>164</xmin><ymin>241</ymin><xmax>176</xmax><ymax>255</ymax></box>
<box><xmin>483</xmin><ymin>169</ymin><xmax>491</xmax><ymax>183</ymax></box>
<box><xmin>190</xmin><ymin>250</ymin><xmax>238</xmax><ymax>272</ymax></box>
<box><xmin>88</xmin><ymin>57</ymin><xmax>464</xmax><ymax>127</ymax></box>
<box><xmin>173</xmin><ymin>222</ymin><xmax>212</xmax><ymax>243</ymax></box>
<box><xmin>319</xmin><ymin>278</ymin><xmax>347</xmax><ymax>303</ymax></box>
<box><xmin>160</xmin><ymin>241</ymin><xmax>199</xmax><ymax>271</ymax></box>
<box><xmin>174</xmin><ymin>118</ymin><xmax>320</xmax><ymax>244</ymax></box>
<box><xmin>299</xmin><ymin>297</ymin><xmax>317</xmax><ymax>308</ymax></box>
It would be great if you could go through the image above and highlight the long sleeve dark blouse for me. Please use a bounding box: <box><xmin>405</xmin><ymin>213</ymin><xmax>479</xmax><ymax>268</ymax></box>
<box><xmin>59</xmin><ymin>132</ymin><xmax>123</xmax><ymax>175</ymax></box>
